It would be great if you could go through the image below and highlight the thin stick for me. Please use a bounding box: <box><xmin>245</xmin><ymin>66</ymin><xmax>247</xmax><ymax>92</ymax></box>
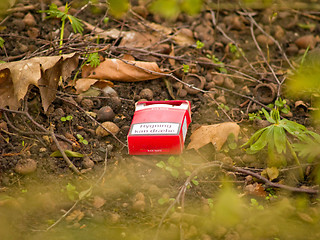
<box><xmin>49</xmin><ymin>125</ymin><xmax>81</xmax><ymax>175</ymax></box>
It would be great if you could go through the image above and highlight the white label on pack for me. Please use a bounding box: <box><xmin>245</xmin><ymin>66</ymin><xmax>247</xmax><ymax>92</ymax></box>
<box><xmin>130</xmin><ymin>122</ymin><xmax>180</xmax><ymax>135</ymax></box>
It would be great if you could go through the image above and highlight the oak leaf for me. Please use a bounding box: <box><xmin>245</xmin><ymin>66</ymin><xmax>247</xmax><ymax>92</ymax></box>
<box><xmin>82</xmin><ymin>58</ymin><xmax>162</xmax><ymax>82</ymax></box>
<box><xmin>187</xmin><ymin>122</ymin><xmax>240</xmax><ymax>151</ymax></box>
<box><xmin>0</xmin><ymin>53</ymin><xmax>78</xmax><ymax>112</ymax></box>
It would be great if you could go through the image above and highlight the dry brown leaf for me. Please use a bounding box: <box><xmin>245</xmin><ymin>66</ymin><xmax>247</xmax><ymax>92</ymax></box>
<box><xmin>93</xmin><ymin>196</ymin><xmax>106</xmax><ymax>209</ymax></box>
<box><xmin>82</xmin><ymin>59</ymin><xmax>162</xmax><ymax>82</ymax></box>
<box><xmin>0</xmin><ymin>53</ymin><xmax>78</xmax><ymax>112</ymax></box>
<box><xmin>75</xmin><ymin>78</ymin><xmax>113</xmax><ymax>94</ymax></box>
<box><xmin>187</xmin><ymin>122</ymin><xmax>240</xmax><ymax>151</ymax></box>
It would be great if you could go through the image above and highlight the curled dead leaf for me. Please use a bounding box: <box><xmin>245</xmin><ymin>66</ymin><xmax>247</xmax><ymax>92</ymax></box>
<box><xmin>75</xmin><ymin>78</ymin><xmax>113</xmax><ymax>94</ymax></box>
<box><xmin>0</xmin><ymin>53</ymin><xmax>78</xmax><ymax>112</ymax></box>
<box><xmin>187</xmin><ymin>122</ymin><xmax>240</xmax><ymax>151</ymax></box>
<box><xmin>82</xmin><ymin>59</ymin><xmax>162</xmax><ymax>82</ymax></box>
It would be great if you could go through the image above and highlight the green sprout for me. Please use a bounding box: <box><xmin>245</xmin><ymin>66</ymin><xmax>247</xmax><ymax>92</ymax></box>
<box><xmin>77</xmin><ymin>134</ymin><xmax>88</xmax><ymax>145</ymax></box>
<box><xmin>0</xmin><ymin>37</ymin><xmax>4</xmax><ymax>49</ymax></box>
<box><xmin>40</xmin><ymin>3</ymin><xmax>84</xmax><ymax>53</ymax></box>
<box><xmin>60</xmin><ymin>115</ymin><xmax>73</xmax><ymax>122</ymax></box>
<box><xmin>156</xmin><ymin>156</ymin><xmax>182</xmax><ymax>178</ymax></box>
<box><xmin>228</xmin><ymin>43</ymin><xmax>244</xmax><ymax>59</ymax></box>
<box><xmin>183</xmin><ymin>64</ymin><xmax>190</xmax><ymax>73</ymax></box>
<box><xmin>206</xmin><ymin>54</ymin><xmax>227</xmax><ymax>73</ymax></box>
<box><xmin>196</xmin><ymin>40</ymin><xmax>204</xmax><ymax>49</ymax></box>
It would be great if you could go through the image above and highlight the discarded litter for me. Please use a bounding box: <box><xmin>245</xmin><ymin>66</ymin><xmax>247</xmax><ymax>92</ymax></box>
<box><xmin>127</xmin><ymin>100</ymin><xmax>191</xmax><ymax>155</ymax></box>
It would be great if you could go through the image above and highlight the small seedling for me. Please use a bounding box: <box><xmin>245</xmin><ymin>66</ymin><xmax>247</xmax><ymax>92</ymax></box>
<box><xmin>267</xmin><ymin>98</ymin><xmax>290</xmax><ymax>114</ymax></box>
<box><xmin>40</xmin><ymin>3</ymin><xmax>84</xmax><ymax>52</ymax></box>
<box><xmin>77</xmin><ymin>134</ymin><xmax>88</xmax><ymax>145</ymax></box>
<box><xmin>183</xmin><ymin>64</ymin><xmax>190</xmax><ymax>73</ymax></box>
<box><xmin>60</xmin><ymin>115</ymin><xmax>73</xmax><ymax>122</ymax></box>
<box><xmin>156</xmin><ymin>156</ymin><xmax>182</xmax><ymax>178</ymax></box>
<box><xmin>103</xmin><ymin>17</ymin><xmax>109</xmax><ymax>24</ymax></box>
<box><xmin>86</xmin><ymin>52</ymin><xmax>100</xmax><ymax>68</ymax></box>
<box><xmin>218</xmin><ymin>103</ymin><xmax>230</xmax><ymax>111</ymax></box>
<box><xmin>196</xmin><ymin>40</ymin><xmax>204</xmax><ymax>49</ymax></box>
<box><xmin>228</xmin><ymin>43</ymin><xmax>244</xmax><ymax>59</ymax></box>
<box><xmin>206</xmin><ymin>54</ymin><xmax>227</xmax><ymax>73</ymax></box>
<box><xmin>0</xmin><ymin>37</ymin><xmax>4</xmax><ymax>49</ymax></box>
<box><xmin>158</xmin><ymin>197</ymin><xmax>175</xmax><ymax>205</ymax></box>
<box><xmin>248</xmin><ymin>111</ymin><xmax>263</xmax><ymax>121</ymax></box>
<box><xmin>250</xmin><ymin>198</ymin><xmax>264</xmax><ymax>210</ymax></box>
<box><xmin>184</xmin><ymin>170</ymin><xmax>199</xmax><ymax>186</ymax></box>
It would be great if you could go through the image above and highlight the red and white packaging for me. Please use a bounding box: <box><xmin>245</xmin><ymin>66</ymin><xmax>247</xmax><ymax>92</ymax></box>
<box><xmin>127</xmin><ymin>100</ymin><xmax>192</xmax><ymax>155</ymax></box>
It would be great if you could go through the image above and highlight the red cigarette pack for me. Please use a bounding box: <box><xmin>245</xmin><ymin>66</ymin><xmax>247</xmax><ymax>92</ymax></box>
<box><xmin>127</xmin><ymin>100</ymin><xmax>191</xmax><ymax>155</ymax></box>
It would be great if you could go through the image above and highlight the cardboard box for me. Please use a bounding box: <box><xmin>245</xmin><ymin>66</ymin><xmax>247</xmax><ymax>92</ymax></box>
<box><xmin>127</xmin><ymin>100</ymin><xmax>191</xmax><ymax>155</ymax></box>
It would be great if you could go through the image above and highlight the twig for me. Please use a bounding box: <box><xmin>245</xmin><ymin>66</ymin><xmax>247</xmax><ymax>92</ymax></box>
<box><xmin>241</xmin><ymin>11</ymin><xmax>295</xmax><ymax>70</ymax></box>
<box><xmin>49</xmin><ymin>125</ymin><xmax>81</xmax><ymax>175</ymax></box>
<box><xmin>249</xmin><ymin>22</ymin><xmax>281</xmax><ymax>88</ymax></box>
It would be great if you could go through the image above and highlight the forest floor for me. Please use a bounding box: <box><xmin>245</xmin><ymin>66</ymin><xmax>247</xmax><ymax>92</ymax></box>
<box><xmin>1</xmin><ymin>0</ymin><xmax>320</xmax><ymax>239</ymax></box>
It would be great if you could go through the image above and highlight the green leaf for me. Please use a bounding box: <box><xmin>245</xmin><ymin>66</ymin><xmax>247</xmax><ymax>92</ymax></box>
<box><xmin>87</xmin><ymin>52</ymin><xmax>100</xmax><ymax>67</ymax></box>
<box><xmin>79</xmin><ymin>187</ymin><xmax>92</xmax><ymax>200</ymax></box>
<box><xmin>82</xmin><ymin>140</ymin><xmax>88</xmax><ymax>145</ymax></box>
<box><xmin>169</xmin><ymin>168</ymin><xmax>179</xmax><ymax>178</ymax></box>
<box><xmin>158</xmin><ymin>198</ymin><xmax>168</xmax><ymax>205</ymax></box>
<box><xmin>262</xmin><ymin>108</ymin><xmax>275</xmax><ymax>124</ymax></box>
<box><xmin>168</xmin><ymin>156</ymin><xmax>181</xmax><ymax>167</ymax></box>
<box><xmin>266</xmin><ymin>167</ymin><xmax>279</xmax><ymax>181</ymax></box>
<box><xmin>156</xmin><ymin>161</ymin><xmax>166</xmax><ymax>169</ymax></box>
<box><xmin>241</xmin><ymin>127</ymin><xmax>267</xmax><ymax>148</ymax></box>
<box><xmin>50</xmin><ymin>150</ymin><xmax>84</xmax><ymax>158</ymax></box>
<box><xmin>0</xmin><ymin>37</ymin><xmax>4</xmax><ymax>48</ymax></box>
<box><xmin>250</xmin><ymin>127</ymin><xmax>272</xmax><ymax>152</ymax></box>
<box><xmin>60</xmin><ymin>117</ymin><xmax>66</xmax><ymax>122</ymax></box>
<box><xmin>149</xmin><ymin>0</ymin><xmax>180</xmax><ymax>19</ymax></box>
<box><xmin>273</xmin><ymin>126</ymin><xmax>286</xmax><ymax>154</ymax></box>
<box><xmin>192</xmin><ymin>179</ymin><xmax>199</xmax><ymax>185</ymax></box>
<box><xmin>68</xmin><ymin>15</ymin><xmax>84</xmax><ymax>34</ymax></box>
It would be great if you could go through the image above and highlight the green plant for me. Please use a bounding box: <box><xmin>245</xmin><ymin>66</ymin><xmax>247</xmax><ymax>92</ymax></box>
<box><xmin>218</xmin><ymin>103</ymin><xmax>230</xmax><ymax>111</ymax></box>
<box><xmin>248</xmin><ymin>111</ymin><xmax>262</xmax><ymax>121</ymax></box>
<box><xmin>77</xmin><ymin>134</ymin><xmax>88</xmax><ymax>145</ymax></box>
<box><xmin>196</xmin><ymin>40</ymin><xmax>204</xmax><ymax>49</ymax></box>
<box><xmin>242</xmin><ymin>105</ymin><xmax>320</xmax><ymax>176</ymax></box>
<box><xmin>183</xmin><ymin>64</ymin><xmax>190</xmax><ymax>73</ymax></box>
<box><xmin>184</xmin><ymin>170</ymin><xmax>199</xmax><ymax>186</ymax></box>
<box><xmin>60</xmin><ymin>115</ymin><xmax>73</xmax><ymax>122</ymax></box>
<box><xmin>267</xmin><ymin>98</ymin><xmax>290</xmax><ymax>114</ymax></box>
<box><xmin>156</xmin><ymin>156</ymin><xmax>181</xmax><ymax>177</ymax></box>
<box><xmin>206</xmin><ymin>54</ymin><xmax>227</xmax><ymax>73</ymax></box>
<box><xmin>250</xmin><ymin>198</ymin><xmax>264</xmax><ymax>210</ymax></box>
<box><xmin>0</xmin><ymin>37</ymin><xmax>4</xmax><ymax>49</ymax></box>
<box><xmin>73</xmin><ymin>52</ymin><xmax>101</xmax><ymax>84</ymax></box>
<box><xmin>228</xmin><ymin>43</ymin><xmax>244</xmax><ymax>59</ymax></box>
<box><xmin>40</xmin><ymin>3</ymin><xmax>84</xmax><ymax>52</ymax></box>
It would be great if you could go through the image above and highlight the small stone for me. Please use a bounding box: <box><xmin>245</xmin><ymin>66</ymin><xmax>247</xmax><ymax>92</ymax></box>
<box><xmin>274</xmin><ymin>25</ymin><xmax>285</xmax><ymax>41</ymax></box>
<box><xmin>132</xmin><ymin>200</ymin><xmax>145</xmax><ymax>212</ymax></box>
<box><xmin>216</xmin><ymin>95</ymin><xmax>227</xmax><ymax>104</ymax></box>
<box><xmin>257</xmin><ymin>34</ymin><xmax>274</xmax><ymax>45</ymax></box>
<box><xmin>177</xmin><ymin>88</ymin><xmax>188</xmax><ymax>98</ymax></box>
<box><xmin>39</xmin><ymin>147</ymin><xmax>47</xmax><ymax>153</ymax></box>
<box><xmin>212</xmin><ymin>75</ymin><xmax>224</xmax><ymax>86</ymax></box>
<box><xmin>83</xmin><ymin>157</ymin><xmax>95</xmax><ymax>169</ymax></box>
<box><xmin>96</xmin><ymin>122</ymin><xmax>120</xmax><ymax>137</ymax></box>
<box><xmin>97</xmin><ymin>106</ymin><xmax>115</xmax><ymax>122</ymax></box>
<box><xmin>102</xmin><ymin>86</ymin><xmax>118</xmax><ymax>97</ymax></box>
<box><xmin>23</xmin><ymin>12</ymin><xmax>36</xmax><ymax>26</ymax></box>
<box><xmin>0</xmin><ymin>121</ymin><xmax>8</xmax><ymax>131</ymax></box>
<box><xmin>295</xmin><ymin>35</ymin><xmax>317</xmax><ymax>49</ymax></box>
<box><xmin>27</xmin><ymin>27</ymin><xmax>40</xmax><ymax>39</ymax></box>
<box><xmin>14</xmin><ymin>158</ymin><xmax>37</xmax><ymax>175</ymax></box>
<box><xmin>139</xmin><ymin>88</ymin><xmax>154</xmax><ymax>100</ymax></box>
<box><xmin>110</xmin><ymin>213</ymin><xmax>120</xmax><ymax>223</ymax></box>
<box><xmin>135</xmin><ymin>192</ymin><xmax>145</xmax><ymax>201</ymax></box>
<box><xmin>110</xmin><ymin>96</ymin><xmax>121</xmax><ymax>110</ymax></box>
<box><xmin>81</xmin><ymin>98</ymin><xmax>94</xmax><ymax>110</ymax></box>
<box><xmin>121</xmin><ymin>125</ymin><xmax>130</xmax><ymax>135</ymax></box>
<box><xmin>223</xmin><ymin>77</ymin><xmax>235</xmax><ymax>89</ymax></box>
<box><xmin>50</xmin><ymin>140</ymin><xmax>72</xmax><ymax>152</ymax></box>
<box><xmin>205</xmin><ymin>81</ymin><xmax>216</xmax><ymax>90</ymax></box>
<box><xmin>286</xmin><ymin>43</ymin><xmax>299</xmax><ymax>55</ymax></box>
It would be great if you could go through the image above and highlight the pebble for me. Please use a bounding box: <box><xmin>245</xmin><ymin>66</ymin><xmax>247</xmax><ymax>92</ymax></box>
<box><xmin>96</xmin><ymin>122</ymin><xmax>120</xmax><ymax>137</ymax></box>
<box><xmin>256</xmin><ymin>34</ymin><xmax>274</xmax><ymax>45</ymax></box>
<box><xmin>295</xmin><ymin>35</ymin><xmax>317</xmax><ymax>49</ymax></box>
<box><xmin>50</xmin><ymin>140</ymin><xmax>72</xmax><ymax>152</ymax></box>
<box><xmin>14</xmin><ymin>158</ymin><xmax>37</xmax><ymax>175</ymax></box>
<box><xmin>97</xmin><ymin>106</ymin><xmax>115</xmax><ymax>122</ymax></box>
<box><xmin>205</xmin><ymin>81</ymin><xmax>216</xmax><ymax>90</ymax></box>
<box><xmin>83</xmin><ymin>157</ymin><xmax>95</xmax><ymax>169</ymax></box>
<box><xmin>139</xmin><ymin>88</ymin><xmax>154</xmax><ymax>100</ymax></box>
<box><xmin>212</xmin><ymin>75</ymin><xmax>224</xmax><ymax>86</ymax></box>
<box><xmin>216</xmin><ymin>95</ymin><xmax>227</xmax><ymax>104</ymax></box>
<box><xmin>223</xmin><ymin>77</ymin><xmax>235</xmax><ymax>89</ymax></box>
<box><xmin>27</xmin><ymin>27</ymin><xmax>40</xmax><ymax>39</ymax></box>
<box><xmin>23</xmin><ymin>12</ymin><xmax>36</xmax><ymax>26</ymax></box>
<box><xmin>102</xmin><ymin>86</ymin><xmax>118</xmax><ymax>97</ymax></box>
<box><xmin>274</xmin><ymin>25</ymin><xmax>285</xmax><ymax>41</ymax></box>
<box><xmin>81</xmin><ymin>98</ymin><xmax>94</xmax><ymax>110</ymax></box>
<box><xmin>177</xmin><ymin>88</ymin><xmax>188</xmax><ymax>98</ymax></box>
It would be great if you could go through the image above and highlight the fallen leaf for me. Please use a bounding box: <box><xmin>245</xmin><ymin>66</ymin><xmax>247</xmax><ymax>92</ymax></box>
<box><xmin>244</xmin><ymin>183</ymin><xmax>267</xmax><ymax>197</ymax></box>
<box><xmin>187</xmin><ymin>122</ymin><xmax>240</xmax><ymax>151</ymax></box>
<box><xmin>82</xmin><ymin>58</ymin><xmax>162</xmax><ymax>82</ymax></box>
<box><xmin>66</xmin><ymin>210</ymin><xmax>84</xmax><ymax>223</ymax></box>
<box><xmin>75</xmin><ymin>78</ymin><xmax>113</xmax><ymax>94</ymax></box>
<box><xmin>0</xmin><ymin>53</ymin><xmax>78</xmax><ymax>112</ymax></box>
<box><xmin>93</xmin><ymin>196</ymin><xmax>106</xmax><ymax>208</ymax></box>
<box><xmin>263</xmin><ymin>167</ymin><xmax>279</xmax><ymax>181</ymax></box>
